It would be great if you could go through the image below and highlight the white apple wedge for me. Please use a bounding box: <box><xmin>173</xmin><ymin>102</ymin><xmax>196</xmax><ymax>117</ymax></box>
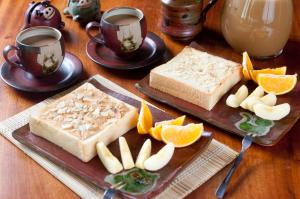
<box><xmin>240</xmin><ymin>86</ymin><xmax>264</xmax><ymax>110</ymax></box>
<box><xmin>144</xmin><ymin>143</ymin><xmax>175</xmax><ymax>171</ymax></box>
<box><xmin>260</xmin><ymin>93</ymin><xmax>277</xmax><ymax>106</ymax></box>
<box><xmin>226</xmin><ymin>94</ymin><xmax>240</xmax><ymax>108</ymax></box>
<box><xmin>119</xmin><ymin>137</ymin><xmax>135</xmax><ymax>170</ymax></box>
<box><xmin>253</xmin><ymin>103</ymin><xmax>290</xmax><ymax>121</ymax></box>
<box><xmin>235</xmin><ymin>85</ymin><xmax>249</xmax><ymax>102</ymax></box>
<box><xmin>226</xmin><ymin>85</ymin><xmax>249</xmax><ymax>108</ymax></box>
<box><xmin>96</xmin><ymin>142</ymin><xmax>123</xmax><ymax>174</ymax></box>
<box><xmin>240</xmin><ymin>96</ymin><xmax>262</xmax><ymax>111</ymax></box>
<box><xmin>248</xmin><ymin>86</ymin><xmax>265</xmax><ymax>98</ymax></box>
<box><xmin>135</xmin><ymin>139</ymin><xmax>152</xmax><ymax>169</ymax></box>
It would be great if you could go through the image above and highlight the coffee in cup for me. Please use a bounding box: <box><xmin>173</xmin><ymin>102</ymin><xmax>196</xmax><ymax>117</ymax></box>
<box><xmin>86</xmin><ymin>7</ymin><xmax>147</xmax><ymax>57</ymax></box>
<box><xmin>3</xmin><ymin>26</ymin><xmax>64</xmax><ymax>77</ymax></box>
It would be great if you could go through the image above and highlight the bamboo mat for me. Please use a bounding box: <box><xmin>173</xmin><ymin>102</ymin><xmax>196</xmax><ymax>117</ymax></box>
<box><xmin>0</xmin><ymin>75</ymin><xmax>237</xmax><ymax>199</ymax></box>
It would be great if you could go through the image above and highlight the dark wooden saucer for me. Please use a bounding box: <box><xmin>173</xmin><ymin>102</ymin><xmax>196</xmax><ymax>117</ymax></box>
<box><xmin>0</xmin><ymin>52</ymin><xmax>82</xmax><ymax>92</ymax></box>
<box><xmin>86</xmin><ymin>32</ymin><xmax>166</xmax><ymax>70</ymax></box>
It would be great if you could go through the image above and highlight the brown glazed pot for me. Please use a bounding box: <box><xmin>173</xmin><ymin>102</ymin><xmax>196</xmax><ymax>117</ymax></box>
<box><xmin>23</xmin><ymin>0</ymin><xmax>65</xmax><ymax>30</ymax></box>
<box><xmin>161</xmin><ymin>0</ymin><xmax>218</xmax><ymax>41</ymax></box>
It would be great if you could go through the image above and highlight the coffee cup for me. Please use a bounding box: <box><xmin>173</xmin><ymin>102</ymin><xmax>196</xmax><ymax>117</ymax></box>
<box><xmin>3</xmin><ymin>26</ymin><xmax>65</xmax><ymax>78</ymax></box>
<box><xmin>86</xmin><ymin>7</ymin><xmax>147</xmax><ymax>57</ymax></box>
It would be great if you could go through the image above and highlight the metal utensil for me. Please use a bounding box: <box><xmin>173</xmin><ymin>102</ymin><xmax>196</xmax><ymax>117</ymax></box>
<box><xmin>216</xmin><ymin>111</ymin><xmax>274</xmax><ymax>198</ymax></box>
<box><xmin>103</xmin><ymin>181</ymin><xmax>126</xmax><ymax>199</ymax></box>
<box><xmin>215</xmin><ymin>134</ymin><xmax>254</xmax><ymax>198</ymax></box>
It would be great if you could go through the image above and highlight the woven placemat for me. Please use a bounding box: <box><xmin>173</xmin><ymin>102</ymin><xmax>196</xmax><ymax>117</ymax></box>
<box><xmin>0</xmin><ymin>75</ymin><xmax>237</xmax><ymax>199</ymax></box>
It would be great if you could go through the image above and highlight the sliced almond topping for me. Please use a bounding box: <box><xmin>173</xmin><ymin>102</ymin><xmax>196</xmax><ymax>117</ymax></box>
<box><xmin>61</xmin><ymin>123</ymin><xmax>73</xmax><ymax>130</ymax></box>
<box><xmin>92</xmin><ymin>108</ymin><xmax>100</xmax><ymax>116</ymax></box>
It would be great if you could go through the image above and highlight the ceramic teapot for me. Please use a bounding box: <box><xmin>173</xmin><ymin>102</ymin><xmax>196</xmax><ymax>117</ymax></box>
<box><xmin>64</xmin><ymin>0</ymin><xmax>101</xmax><ymax>23</ymax></box>
<box><xmin>160</xmin><ymin>0</ymin><xmax>218</xmax><ymax>41</ymax></box>
<box><xmin>23</xmin><ymin>0</ymin><xmax>65</xmax><ymax>30</ymax></box>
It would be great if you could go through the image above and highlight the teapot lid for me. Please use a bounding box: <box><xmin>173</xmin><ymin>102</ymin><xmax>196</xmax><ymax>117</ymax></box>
<box><xmin>26</xmin><ymin>0</ymin><xmax>51</xmax><ymax>24</ymax></box>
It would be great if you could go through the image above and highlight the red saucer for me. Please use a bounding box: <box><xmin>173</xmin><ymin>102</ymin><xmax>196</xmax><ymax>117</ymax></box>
<box><xmin>0</xmin><ymin>52</ymin><xmax>82</xmax><ymax>92</ymax></box>
<box><xmin>86</xmin><ymin>32</ymin><xmax>166</xmax><ymax>70</ymax></box>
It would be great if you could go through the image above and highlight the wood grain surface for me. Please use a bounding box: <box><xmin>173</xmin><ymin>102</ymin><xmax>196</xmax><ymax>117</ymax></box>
<box><xmin>0</xmin><ymin>1</ymin><xmax>300</xmax><ymax>199</ymax></box>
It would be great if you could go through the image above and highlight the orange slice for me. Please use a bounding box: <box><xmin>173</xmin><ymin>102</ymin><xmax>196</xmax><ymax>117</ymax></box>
<box><xmin>137</xmin><ymin>101</ymin><xmax>153</xmax><ymax>134</ymax></box>
<box><xmin>243</xmin><ymin>67</ymin><xmax>252</xmax><ymax>81</ymax></box>
<box><xmin>242</xmin><ymin>52</ymin><xmax>254</xmax><ymax>70</ymax></box>
<box><xmin>242</xmin><ymin>52</ymin><xmax>254</xmax><ymax>81</ymax></box>
<box><xmin>161</xmin><ymin>123</ymin><xmax>203</xmax><ymax>148</ymax></box>
<box><xmin>155</xmin><ymin>115</ymin><xmax>186</xmax><ymax>127</ymax></box>
<box><xmin>149</xmin><ymin>115</ymin><xmax>186</xmax><ymax>141</ymax></box>
<box><xmin>149</xmin><ymin>126</ymin><xmax>163</xmax><ymax>141</ymax></box>
<box><xmin>257</xmin><ymin>74</ymin><xmax>297</xmax><ymax>95</ymax></box>
<box><xmin>250</xmin><ymin>66</ymin><xmax>287</xmax><ymax>83</ymax></box>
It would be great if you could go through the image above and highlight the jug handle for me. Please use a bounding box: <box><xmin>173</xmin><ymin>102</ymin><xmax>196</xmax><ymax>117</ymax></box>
<box><xmin>199</xmin><ymin>0</ymin><xmax>218</xmax><ymax>23</ymax></box>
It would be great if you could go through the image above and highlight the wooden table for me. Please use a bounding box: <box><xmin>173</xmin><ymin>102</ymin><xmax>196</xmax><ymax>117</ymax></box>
<box><xmin>1</xmin><ymin>1</ymin><xmax>300</xmax><ymax>199</ymax></box>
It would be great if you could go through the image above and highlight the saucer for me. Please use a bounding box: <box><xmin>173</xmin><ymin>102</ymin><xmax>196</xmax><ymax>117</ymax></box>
<box><xmin>86</xmin><ymin>32</ymin><xmax>166</xmax><ymax>70</ymax></box>
<box><xmin>0</xmin><ymin>52</ymin><xmax>83</xmax><ymax>92</ymax></box>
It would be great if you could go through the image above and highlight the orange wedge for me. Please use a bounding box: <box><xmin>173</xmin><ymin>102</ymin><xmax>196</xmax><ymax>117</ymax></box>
<box><xmin>155</xmin><ymin>115</ymin><xmax>186</xmax><ymax>127</ymax></box>
<box><xmin>250</xmin><ymin>66</ymin><xmax>287</xmax><ymax>83</ymax></box>
<box><xmin>149</xmin><ymin>126</ymin><xmax>163</xmax><ymax>141</ymax></box>
<box><xmin>243</xmin><ymin>67</ymin><xmax>252</xmax><ymax>81</ymax></box>
<box><xmin>161</xmin><ymin>123</ymin><xmax>203</xmax><ymax>148</ymax></box>
<box><xmin>149</xmin><ymin>115</ymin><xmax>186</xmax><ymax>141</ymax></box>
<box><xmin>242</xmin><ymin>52</ymin><xmax>254</xmax><ymax>81</ymax></box>
<box><xmin>243</xmin><ymin>52</ymin><xmax>254</xmax><ymax>70</ymax></box>
<box><xmin>137</xmin><ymin>101</ymin><xmax>153</xmax><ymax>134</ymax></box>
<box><xmin>257</xmin><ymin>74</ymin><xmax>297</xmax><ymax>95</ymax></box>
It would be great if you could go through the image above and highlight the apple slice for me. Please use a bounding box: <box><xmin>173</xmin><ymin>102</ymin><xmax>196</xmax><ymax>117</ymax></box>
<box><xmin>241</xmin><ymin>96</ymin><xmax>263</xmax><ymax>112</ymax></box>
<box><xmin>96</xmin><ymin>142</ymin><xmax>123</xmax><ymax>174</ymax></box>
<box><xmin>260</xmin><ymin>93</ymin><xmax>277</xmax><ymax>106</ymax></box>
<box><xmin>226</xmin><ymin>85</ymin><xmax>249</xmax><ymax>108</ymax></box>
<box><xmin>135</xmin><ymin>139</ymin><xmax>152</xmax><ymax>169</ymax></box>
<box><xmin>144</xmin><ymin>143</ymin><xmax>174</xmax><ymax>171</ymax></box>
<box><xmin>253</xmin><ymin>103</ymin><xmax>290</xmax><ymax>121</ymax></box>
<box><xmin>240</xmin><ymin>86</ymin><xmax>264</xmax><ymax>109</ymax></box>
<box><xmin>226</xmin><ymin>94</ymin><xmax>240</xmax><ymax>108</ymax></box>
<box><xmin>119</xmin><ymin>137</ymin><xmax>135</xmax><ymax>170</ymax></box>
<box><xmin>248</xmin><ymin>86</ymin><xmax>265</xmax><ymax>98</ymax></box>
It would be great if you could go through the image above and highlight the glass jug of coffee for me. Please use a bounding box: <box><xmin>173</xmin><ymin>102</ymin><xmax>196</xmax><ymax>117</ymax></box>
<box><xmin>221</xmin><ymin>0</ymin><xmax>293</xmax><ymax>59</ymax></box>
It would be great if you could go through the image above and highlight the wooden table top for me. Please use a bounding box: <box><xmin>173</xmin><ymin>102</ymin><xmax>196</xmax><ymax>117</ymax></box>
<box><xmin>1</xmin><ymin>1</ymin><xmax>300</xmax><ymax>199</ymax></box>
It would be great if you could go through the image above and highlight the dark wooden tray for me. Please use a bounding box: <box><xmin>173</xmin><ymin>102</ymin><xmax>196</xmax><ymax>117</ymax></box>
<box><xmin>135</xmin><ymin>42</ymin><xmax>300</xmax><ymax>146</ymax></box>
<box><xmin>12</xmin><ymin>78</ymin><xmax>213</xmax><ymax>199</ymax></box>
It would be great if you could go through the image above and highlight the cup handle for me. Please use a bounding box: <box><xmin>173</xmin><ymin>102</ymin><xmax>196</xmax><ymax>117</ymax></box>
<box><xmin>86</xmin><ymin>21</ymin><xmax>105</xmax><ymax>44</ymax></box>
<box><xmin>199</xmin><ymin>0</ymin><xmax>218</xmax><ymax>22</ymax></box>
<box><xmin>3</xmin><ymin>45</ymin><xmax>24</xmax><ymax>69</ymax></box>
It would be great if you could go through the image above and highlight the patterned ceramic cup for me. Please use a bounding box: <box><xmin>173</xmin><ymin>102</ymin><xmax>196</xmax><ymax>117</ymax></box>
<box><xmin>3</xmin><ymin>26</ymin><xmax>65</xmax><ymax>78</ymax></box>
<box><xmin>86</xmin><ymin>7</ymin><xmax>147</xmax><ymax>57</ymax></box>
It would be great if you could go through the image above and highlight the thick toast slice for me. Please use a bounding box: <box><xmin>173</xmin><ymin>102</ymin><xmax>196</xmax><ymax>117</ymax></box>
<box><xmin>150</xmin><ymin>47</ymin><xmax>242</xmax><ymax>110</ymax></box>
<box><xmin>29</xmin><ymin>83</ymin><xmax>138</xmax><ymax>162</ymax></box>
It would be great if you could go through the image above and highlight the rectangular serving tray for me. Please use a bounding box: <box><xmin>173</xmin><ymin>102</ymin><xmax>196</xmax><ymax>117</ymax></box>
<box><xmin>135</xmin><ymin>42</ymin><xmax>300</xmax><ymax>146</ymax></box>
<box><xmin>12</xmin><ymin>78</ymin><xmax>212</xmax><ymax>199</ymax></box>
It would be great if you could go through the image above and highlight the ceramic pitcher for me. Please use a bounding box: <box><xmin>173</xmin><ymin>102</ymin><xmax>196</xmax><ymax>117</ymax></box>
<box><xmin>221</xmin><ymin>0</ymin><xmax>293</xmax><ymax>59</ymax></box>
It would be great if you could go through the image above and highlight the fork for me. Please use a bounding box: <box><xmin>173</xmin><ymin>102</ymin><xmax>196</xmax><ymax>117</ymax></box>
<box><xmin>215</xmin><ymin>134</ymin><xmax>254</xmax><ymax>198</ymax></box>
<box><xmin>103</xmin><ymin>181</ymin><xmax>126</xmax><ymax>199</ymax></box>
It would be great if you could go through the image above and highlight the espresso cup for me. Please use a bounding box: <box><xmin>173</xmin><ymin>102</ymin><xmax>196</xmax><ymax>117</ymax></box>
<box><xmin>86</xmin><ymin>7</ymin><xmax>147</xmax><ymax>57</ymax></box>
<box><xmin>3</xmin><ymin>26</ymin><xmax>65</xmax><ymax>78</ymax></box>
